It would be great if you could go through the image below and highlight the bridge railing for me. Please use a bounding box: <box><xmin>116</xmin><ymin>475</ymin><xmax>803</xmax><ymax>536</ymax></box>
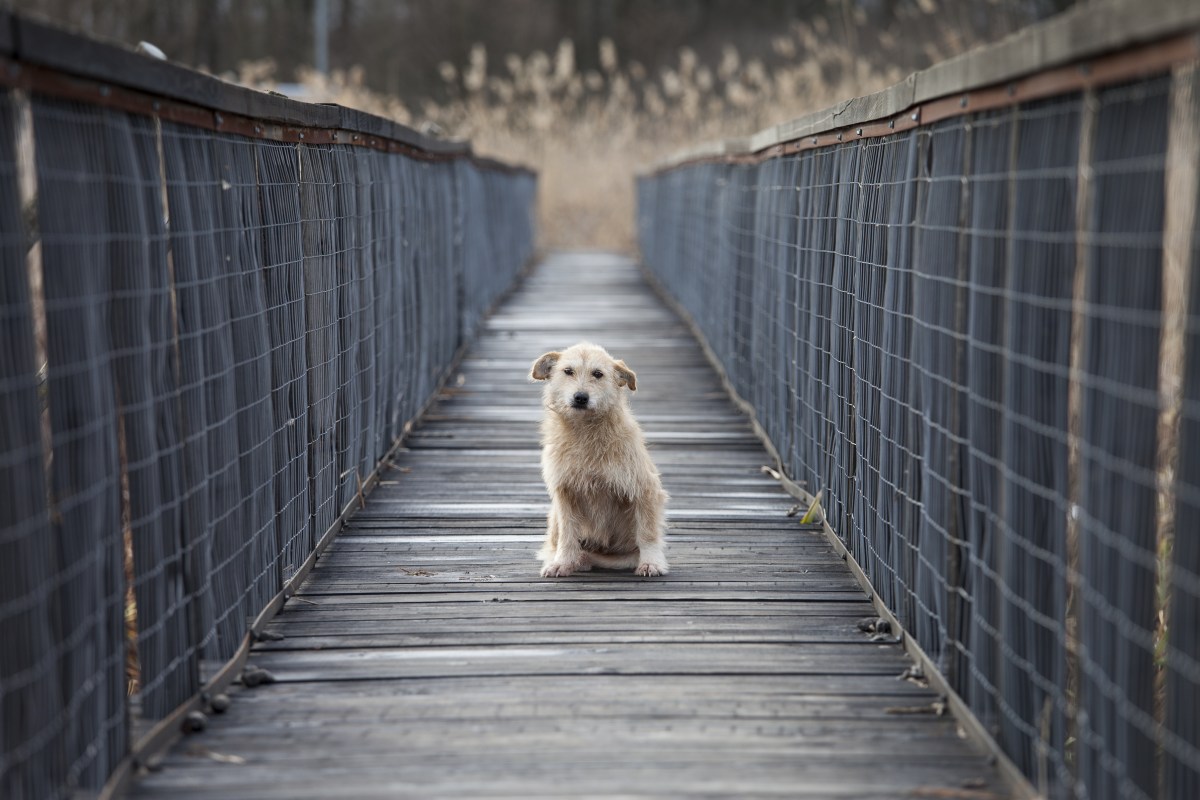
<box><xmin>0</xmin><ymin>15</ymin><xmax>535</xmax><ymax>800</ymax></box>
<box><xmin>638</xmin><ymin>2</ymin><xmax>1199</xmax><ymax>798</ymax></box>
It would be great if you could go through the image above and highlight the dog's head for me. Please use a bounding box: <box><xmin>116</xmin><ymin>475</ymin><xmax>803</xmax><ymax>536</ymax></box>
<box><xmin>530</xmin><ymin>342</ymin><xmax>637</xmax><ymax>418</ymax></box>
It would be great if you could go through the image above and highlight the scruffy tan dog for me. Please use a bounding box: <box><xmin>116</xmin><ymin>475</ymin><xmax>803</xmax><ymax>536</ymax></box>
<box><xmin>530</xmin><ymin>342</ymin><xmax>669</xmax><ymax>578</ymax></box>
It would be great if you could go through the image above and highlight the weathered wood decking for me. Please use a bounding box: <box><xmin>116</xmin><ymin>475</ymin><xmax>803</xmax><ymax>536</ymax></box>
<box><xmin>130</xmin><ymin>253</ymin><xmax>1008</xmax><ymax>799</ymax></box>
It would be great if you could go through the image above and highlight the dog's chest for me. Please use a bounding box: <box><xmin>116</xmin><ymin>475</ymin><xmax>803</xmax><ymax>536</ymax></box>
<box><xmin>560</xmin><ymin>483</ymin><xmax>637</xmax><ymax>552</ymax></box>
<box><xmin>543</xmin><ymin>436</ymin><xmax>635</xmax><ymax>496</ymax></box>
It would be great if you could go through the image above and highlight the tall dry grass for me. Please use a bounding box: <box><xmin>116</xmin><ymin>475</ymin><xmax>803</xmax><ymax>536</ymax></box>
<box><xmin>237</xmin><ymin>9</ymin><xmax>1008</xmax><ymax>252</ymax></box>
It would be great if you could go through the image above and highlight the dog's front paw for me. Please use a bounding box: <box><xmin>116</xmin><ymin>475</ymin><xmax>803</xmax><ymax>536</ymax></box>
<box><xmin>635</xmin><ymin>562</ymin><xmax>668</xmax><ymax>577</ymax></box>
<box><xmin>541</xmin><ymin>562</ymin><xmax>577</xmax><ymax>578</ymax></box>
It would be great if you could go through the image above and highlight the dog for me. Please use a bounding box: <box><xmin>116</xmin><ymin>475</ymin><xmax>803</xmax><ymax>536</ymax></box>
<box><xmin>529</xmin><ymin>342</ymin><xmax>668</xmax><ymax>578</ymax></box>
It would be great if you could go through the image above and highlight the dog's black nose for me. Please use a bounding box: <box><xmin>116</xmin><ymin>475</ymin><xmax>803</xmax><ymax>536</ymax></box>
<box><xmin>572</xmin><ymin>392</ymin><xmax>589</xmax><ymax>408</ymax></box>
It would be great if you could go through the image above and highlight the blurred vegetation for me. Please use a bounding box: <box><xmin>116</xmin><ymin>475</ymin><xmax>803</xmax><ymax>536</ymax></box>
<box><xmin>12</xmin><ymin>1</ymin><xmax>1077</xmax><ymax>100</ymax></box>
<box><xmin>14</xmin><ymin>0</ymin><xmax>1082</xmax><ymax>249</ymax></box>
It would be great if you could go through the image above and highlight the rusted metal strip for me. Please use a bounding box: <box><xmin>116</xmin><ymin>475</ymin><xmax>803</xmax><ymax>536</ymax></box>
<box><xmin>654</xmin><ymin>32</ymin><xmax>1199</xmax><ymax>174</ymax></box>
<box><xmin>0</xmin><ymin>55</ymin><xmax>534</xmax><ymax>174</ymax></box>
<box><xmin>918</xmin><ymin>32</ymin><xmax>1199</xmax><ymax>127</ymax></box>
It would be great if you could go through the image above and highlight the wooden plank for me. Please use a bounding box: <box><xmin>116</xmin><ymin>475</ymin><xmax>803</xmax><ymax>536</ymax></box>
<box><xmin>129</xmin><ymin>253</ymin><xmax>1009</xmax><ymax>799</ymax></box>
<box><xmin>288</xmin><ymin>589</ymin><xmax>870</xmax><ymax>603</ymax></box>
<box><xmin>134</xmin><ymin>762</ymin><xmax>1000</xmax><ymax>800</ymax></box>
<box><xmin>250</xmin><ymin>632</ymin><xmax>891</xmax><ymax>649</ymax></box>
<box><xmin>242</xmin><ymin>642</ymin><xmax>917</xmax><ymax>682</ymax></box>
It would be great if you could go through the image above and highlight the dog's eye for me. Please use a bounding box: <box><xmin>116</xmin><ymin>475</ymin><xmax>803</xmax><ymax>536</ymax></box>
<box><xmin>592</xmin><ymin>370</ymin><xmax>603</xmax><ymax>379</ymax></box>
<box><xmin>563</xmin><ymin>367</ymin><xmax>574</xmax><ymax>376</ymax></box>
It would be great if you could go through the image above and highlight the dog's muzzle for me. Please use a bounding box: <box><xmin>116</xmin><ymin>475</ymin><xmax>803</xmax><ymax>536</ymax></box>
<box><xmin>571</xmin><ymin>391</ymin><xmax>589</xmax><ymax>409</ymax></box>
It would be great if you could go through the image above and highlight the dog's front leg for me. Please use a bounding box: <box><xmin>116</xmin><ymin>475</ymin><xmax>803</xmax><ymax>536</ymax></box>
<box><xmin>541</xmin><ymin>489</ymin><xmax>587</xmax><ymax>577</ymax></box>
<box><xmin>537</xmin><ymin>505</ymin><xmax>560</xmax><ymax>567</ymax></box>
<box><xmin>632</xmin><ymin>488</ymin><xmax>669</xmax><ymax>577</ymax></box>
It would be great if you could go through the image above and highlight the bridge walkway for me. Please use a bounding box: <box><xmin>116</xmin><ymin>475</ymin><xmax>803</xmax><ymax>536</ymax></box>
<box><xmin>129</xmin><ymin>252</ymin><xmax>1008</xmax><ymax>799</ymax></box>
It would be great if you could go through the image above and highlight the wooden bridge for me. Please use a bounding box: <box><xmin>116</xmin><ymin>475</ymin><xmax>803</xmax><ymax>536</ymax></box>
<box><xmin>128</xmin><ymin>254</ymin><xmax>1007</xmax><ymax>798</ymax></box>
<box><xmin>8</xmin><ymin>5</ymin><xmax>1200</xmax><ymax>800</ymax></box>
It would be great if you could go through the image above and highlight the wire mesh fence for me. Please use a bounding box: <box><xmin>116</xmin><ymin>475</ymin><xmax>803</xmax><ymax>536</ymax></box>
<box><xmin>638</xmin><ymin>66</ymin><xmax>1199</xmax><ymax>800</ymax></box>
<box><xmin>0</xmin><ymin>53</ymin><xmax>535</xmax><ymax>800</ymax></box>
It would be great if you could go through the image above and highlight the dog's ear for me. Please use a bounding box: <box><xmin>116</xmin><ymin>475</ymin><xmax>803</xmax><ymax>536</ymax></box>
<box><xmin>613</xmin><ymin>360</ymin><xmax>637</xmax><ymax>391</ymax></box>
<box><xmin>530</xmin><ymin>351</ymin><xmax>561</xmax><ymax>381</ymax></box>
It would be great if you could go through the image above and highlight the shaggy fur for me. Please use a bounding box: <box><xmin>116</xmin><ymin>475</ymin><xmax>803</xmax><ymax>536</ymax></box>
<box><xmin>530</xmin><ymin>342</ymin><xmax>668</xmax><ymax>578</ymax></box>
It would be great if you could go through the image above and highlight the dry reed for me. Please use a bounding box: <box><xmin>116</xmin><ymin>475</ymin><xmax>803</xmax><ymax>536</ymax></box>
<box><xmin>235</xmin><ymin>10</ymin><xmax>999</xmax><ymax>252</ymax></box>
